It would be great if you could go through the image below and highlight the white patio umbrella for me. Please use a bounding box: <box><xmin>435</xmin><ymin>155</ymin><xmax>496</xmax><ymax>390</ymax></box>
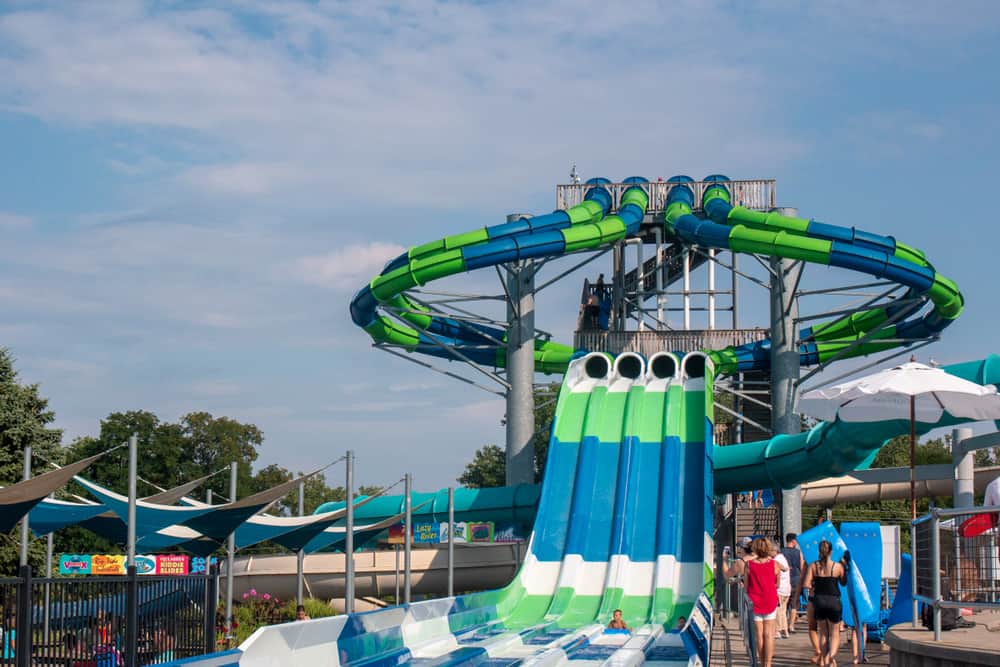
<box><xmin>798</xmin><ymin>361</ymin><xmax>1000</xmax><ymax>518</ymax></box>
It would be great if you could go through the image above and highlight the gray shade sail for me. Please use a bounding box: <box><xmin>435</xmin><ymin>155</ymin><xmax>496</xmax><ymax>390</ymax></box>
<box><xmin>141</xmin><ymin>470</ymin><xmax>225</xmax><ymax>505</ymax></box>
<box><xmin>0</xmin><ymin>452</ymin><xmax>107</xmax><ymax>533</ymax></box>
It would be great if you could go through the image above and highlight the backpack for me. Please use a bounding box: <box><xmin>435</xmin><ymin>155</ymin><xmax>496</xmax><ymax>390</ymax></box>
<box><xmin>921</xmin><ymin>604</ymin><xmax>961</xmax><ymax>631</ymax></box>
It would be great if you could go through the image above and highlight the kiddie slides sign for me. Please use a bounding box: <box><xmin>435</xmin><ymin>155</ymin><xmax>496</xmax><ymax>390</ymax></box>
<box><xmin>58</xmin><ymin>554</ymin><xmax>216</xmax><ymax>576</ymax></box>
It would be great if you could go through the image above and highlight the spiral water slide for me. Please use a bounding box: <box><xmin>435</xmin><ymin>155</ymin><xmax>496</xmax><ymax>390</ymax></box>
<box><xmin>275</xmin><ymin>176</ymin><xmax>970</xmax><ymax>665</ymax></box>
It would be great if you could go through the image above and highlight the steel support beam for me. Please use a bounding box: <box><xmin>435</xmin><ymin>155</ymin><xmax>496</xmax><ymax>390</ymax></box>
<box><xmin>505</xmin><ymin>234</ymin><xmax>536</xmax><ymax>486</ymax></box>
<box><xmin>770</xmin><ymin>207</ymin><xmax>803</xmax><ymax>537</ymax></box>
<box><xmin>953</xmin><ymin>428</ymin><xmax>975</xmax><ymax>509</ymax></box>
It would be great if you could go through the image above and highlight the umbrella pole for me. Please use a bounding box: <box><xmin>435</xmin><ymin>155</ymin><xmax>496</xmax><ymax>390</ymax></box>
<box><xmin>910</xmin><ymin>395</ymin><xmax>916</xmax><ymax>520</ymax></box>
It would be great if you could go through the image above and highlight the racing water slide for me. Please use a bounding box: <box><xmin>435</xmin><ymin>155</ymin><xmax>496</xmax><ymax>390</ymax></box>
<box><xmin>226</xmin><ymin>177</ymin><xmax>977</xmax><ymax>665</ymax></box>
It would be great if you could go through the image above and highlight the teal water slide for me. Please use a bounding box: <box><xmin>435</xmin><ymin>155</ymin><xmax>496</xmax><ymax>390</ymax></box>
<box><xmin>232</xmin><ymin>177</ymin><xmax>981</xmax><ymax>665</ymax></box>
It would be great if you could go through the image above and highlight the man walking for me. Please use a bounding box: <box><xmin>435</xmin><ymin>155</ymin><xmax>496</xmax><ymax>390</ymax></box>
<box><xmin>781</xmin><ymin>533</ymin><xmax>806</xmax><ymax>631</ymax></box>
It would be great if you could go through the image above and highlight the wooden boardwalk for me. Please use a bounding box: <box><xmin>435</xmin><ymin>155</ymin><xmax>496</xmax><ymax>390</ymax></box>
<box><xmin>712</xmin><ymin>613</ymin><xmax>891</xmax><ymax>666</ymax></box>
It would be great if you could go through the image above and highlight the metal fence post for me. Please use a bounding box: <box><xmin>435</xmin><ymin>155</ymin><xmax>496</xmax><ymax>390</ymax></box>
<box><xmin>205</xmin><ymin>565</ymin><xmax>219</xmax><ymax>654</ymax></box>
<box><xmin>19</xmin><ymin>446</ymin><xmax>31</xmax><ymax>567</ymax></box>
<box><xmin>930</xmin><ymin>511</ymin><xmax>941</xmax><ymax>641</ymax></box>
<box><xmin>15</xmin><ymin>565</ymin><xmax>30</xmax><ymax>667</ymax></box>
<box><xmin>126</xmin><ymin>566</ymin><xmax>138</xmax><ymax>667</ymax></box>
<box><xmin>404</xmin><ymin>473</ymin><xmax>412</xmax><ymax>604</ymax></box>
<box><xmin>447</xmin><ymin>486</ymin><xmax>454</xmax><ymax>598</ymax></box>
<box><xmin>911</xmin><ymin>520</ymin><xmax>918</xmax><ymax>627</ymax></box>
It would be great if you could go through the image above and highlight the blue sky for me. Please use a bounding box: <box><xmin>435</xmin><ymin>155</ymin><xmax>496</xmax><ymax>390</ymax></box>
<box><xmin>1</xmin><ymin>1</ymin><xmax>999</xmax><ymax>490</ymax></box>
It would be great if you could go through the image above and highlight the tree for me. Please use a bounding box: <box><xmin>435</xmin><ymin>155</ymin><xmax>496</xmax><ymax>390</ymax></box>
<box><xmin>181</xmin><ymin>412</ymin><xmax>264</xmax><ymax>499</ymax></box>
<box><xmin>458</xmin><ymin>445</ymin><xmax>506</xmax><ymax>488</ymax></box>
<box><xmin>0</xmin><ymin>347</ymin><xmax>63</xmax><ymax>483</ymax></box>
<box><xmin>0</xmin><ymin>348</ymin><xmax>64</xmax><ymax>574</ymax></box>
<box><xmin>531</xmin><ymin>383</ymin><xmax>559</xmax><ymax>482</ymax></box>
<box><xmin>460</xmin><ymin>384</ymin><xmax>561</xmax><ymax>488</ymax></box>
<box><xmin>65</xmin><ymin>411</ymin><xmax>190</xmax><ymax>495</ymax></box>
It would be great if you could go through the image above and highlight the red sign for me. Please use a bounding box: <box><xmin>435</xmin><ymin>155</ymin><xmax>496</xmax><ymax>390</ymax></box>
<box><xmin>156</xmin><ymin>554</ymin><xmax>190</xmax><ymax>575</ymax></box>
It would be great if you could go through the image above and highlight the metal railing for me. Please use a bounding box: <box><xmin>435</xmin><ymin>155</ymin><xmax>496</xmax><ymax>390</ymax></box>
<box><xmin>556</xmin><ymin>179</ymin><xmax>777</xmax><ymax>214</ymax></box>
<box><xmin>0</xmin><ymin>566</ymin><xmax>218</xmax><ymax>667</ymax></box>
<box><xmin>737</xmin><ymin>585</ymin><xmax>760</xmax><ymax>667</ymax></box>
<box><xmin>574</xmin><ymin>328</ymin><xmax>768</xmax><ymax>358</ymax></box>
<box><xmin>912</xmin><ymin>505</ymin><xmax>1000</xmax><ymax>640</ymax></box>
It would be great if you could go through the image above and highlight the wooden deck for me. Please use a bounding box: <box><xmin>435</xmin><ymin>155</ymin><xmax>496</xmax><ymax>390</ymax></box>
<box><xmin>712</xmin><ymin>613</ymin><xmax>891</xmax><ymax>666</ymax></box>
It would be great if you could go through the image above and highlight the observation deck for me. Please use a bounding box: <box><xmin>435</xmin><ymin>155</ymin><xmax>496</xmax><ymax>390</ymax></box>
<box><xmin>556</xmin><ymin>178</ymin><xmax>776</xmax><ymax>216</ymax></box>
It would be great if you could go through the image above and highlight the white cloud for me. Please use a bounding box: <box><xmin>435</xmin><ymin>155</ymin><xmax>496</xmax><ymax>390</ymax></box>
<box><xmin>0</xmin><ymin>212</ymin><xmax>32</xmax><ymax>228</ymax></box>
<box><xmin>291</xmin><ymin>242</ymin><xmax>406</xmax><ymax>290</ymax></box>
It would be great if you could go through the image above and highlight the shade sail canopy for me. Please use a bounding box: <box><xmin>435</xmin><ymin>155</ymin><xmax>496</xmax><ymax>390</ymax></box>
<box><xmin>799</xmin><ymin>362</ymin><xmax>1000</xmax><ymax>423</ymax></box>
<box><xmin>77</xmin><ymin>469</ymin><xmax>323</xmax><ymax>541</ymax></box>
<box><xmin>75</xmin><ymin>476</ymin><xmax>215</xmax><ymax>535</ymax></box>
<box><xmin>233</xmin><ymin>493</ymin><xmax>382</xmax><ymax>550</ymax></box>
<box><xmin>141</xmin><ymin>471</ymin><xmax>222</xmax><ymax>505</ymax></box>
<box><xmin>0</xmin><ymin>452</ymin><xmax>107</xmax><ymax>533</ymax></box>
<box><xmin>303</xmin><ymin>500</ymin><xmax>432</xmax><ymax>554</ymax></box>
<box><xmin>29</xmin><ymin>497</ymin><xmax>109</xmax><ymax>536</ymax></box>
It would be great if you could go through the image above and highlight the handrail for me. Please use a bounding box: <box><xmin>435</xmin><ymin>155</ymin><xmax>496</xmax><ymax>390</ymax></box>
<box><xmin>911</xmin><ymin>505</ymin><xmax>1000</xmax><ymax>640</ymax></box>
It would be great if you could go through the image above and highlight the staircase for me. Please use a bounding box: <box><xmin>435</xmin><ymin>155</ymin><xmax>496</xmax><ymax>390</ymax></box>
<box><xmin>622</xmin><ymin>242</ymin><xmax>708</xmax><ymax>314</ymax></box>
<box><xmin>735</xmin><ymin>506</ymin><xmax>780</xmax><ymax>541</ymax></box>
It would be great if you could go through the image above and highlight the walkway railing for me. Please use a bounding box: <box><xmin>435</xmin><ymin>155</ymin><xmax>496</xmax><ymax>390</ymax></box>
<box><xmin>0</xmin><ymin>565</ymin><xmax>218</xmax><ymax>667</ymax></box>
<box><xmin>912</xmin><ymin>505</ymin><xmax>1000</xmax><ymax>640</ymax></box>
<box><xmin>737</xmin><ymin>584</ymin><xmax>760</xmax><ymax>667</ymax></box>
<box><xmin>556</xmin><ymin>179</ymin><xmax>777</xmax><ymax>214</ymax></box>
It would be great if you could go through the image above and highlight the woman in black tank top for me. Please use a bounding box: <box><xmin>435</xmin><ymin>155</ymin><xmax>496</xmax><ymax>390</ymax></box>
<box><xmin>802</xmin><ymin>540</ymin><xmax>847</xmax><ymax>667</ymax></box>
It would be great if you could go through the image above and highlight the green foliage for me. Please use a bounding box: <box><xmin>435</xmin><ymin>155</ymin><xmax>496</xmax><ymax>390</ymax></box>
<box><xmin>279</xmin><ymin>597</ymin><xmax>335</xmax><ymax>620</ymax></box>
<box><xmin>532</xmin><ymin>383</ymin><xmax>559</xmax><ymax>482</ymax></box>
<box><xmin>870</xmin><ymin>434</ymin><xmax>953</xmax><ymax>468</ymax></box>
<box><xmin>0</xmin><ymin>347</ymin><xmax>63</xmax><ymax>484</ymax></box>
<box><xmin>457</xmin><ymin>445</ymin><xmax>506</xmax><ymax>488</ymax></box>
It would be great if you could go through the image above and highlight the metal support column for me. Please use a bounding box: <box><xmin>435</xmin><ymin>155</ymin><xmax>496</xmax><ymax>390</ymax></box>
<box><xmin>770</xmin><ymin>208</ymin><xmax>803</xmax><ymax>537</ymax></box>
<box><xmin>612</xmin><ymin>242</ymin><xmax>625</xmax><ymax>330</ymax></box>
<box><xmin>505</xmin><ymin>240</ymin><xmax>536</xmax><ymax>487</ymax></box>
<box><xmin>683</xmin><ymin>247</ymin><xmax>691</xmax><ymax>329</ymax></box>
<box><xmin>127</xmin><ymin>434</ymin><xmax>138</xmax><ymax>565</ymax></box>
<box><xmin>732</xmin><ymin>252</ymin><xmax>739</xmax><ymax>328</ymax></box>
<box><xmin>654</xmin><ymin>227</ymin><xmax>665</xmax><ymax>326</ymax></box>
<box><xmin>43</xmin><ymin>532</ymin><xmax>52</xmax><ymax>646</ymax></box>
<box><xmin>225</xmin><ymin>461</ymin><xmax>237</xmax><ymax>638</ymax></box>
<box><xmin>297</xmin><ymin>479</ymin><xmax>305</xmax><ymax>606</ymax></box>
<box><xmin>345</xmin><ymin>449</ymin><xmax>355</xmax><ymax>613</ymax></box>
<box><xmin>126</xmin><ymin>434</ymin><xmax>138</xmax><ymax>667</ymax></box>
<box><xmin>447</xmin><ymin>486</ymin><xmax>455</xmax><ymax>598</ymax></box>
<box><xmin>19</xmin><ymin>446</ymin><xmax>30</xmax><ymax>566</ymax></box>
<box><xmin>708</xmin><ymin>248</ymin><xmax>716</xmax><ymax>329</ymax></box>
<box><xmin>953</xmin><ymin>427</ymin><xmax>975</xmax><ymax>508</ymax></box>
<box><xmin>404</xmin><ymin>473</ymin><xmax>412</xmax><ymax>604</ymax></box>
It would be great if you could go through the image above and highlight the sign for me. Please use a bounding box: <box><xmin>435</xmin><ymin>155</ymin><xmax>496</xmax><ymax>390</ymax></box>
<box><xmin>91</xmin><ymin>554</ymin><xmax>126</xmax><ymax>576</ymax></box>
<box><xmin>494</xmin><ymin>522</ymin><xmax>526</xmax><ymax>543</ymax></box>
<box><xmin>468</xmin><ymin>522</ymin><xmax>495</xmax><ymax>543</ymax></box>
<box><xmin>59</xmin><ymin>554</ymin><xmax>92</xmax><ymax>576</ymax></box>
<box><xmin>448</xmin><ymin>522</ymin><xmax>467</xmax><ymax>543</ymax></box>
<box><xmin>190</xmin><ymin>556</ymin><xmax>217</xmax><ymax>575</ymax></box>
<box><xmin>413</xmin><ymin>522</ymin><xmax>441</xmax><ymax>544</ymax></box>
<box><xmin>135</xmin><ymin>555</ymin><xmax>157</xmax><ymax>575</ymax></box>
<box><xmin>59</xmin><ymin>554</ymin><xmax>208</xmax><ymax>576</ymax></box>
<box><xmin>387</xmin><ymin>524</ymin><xmax>406</xmax><ymax>545</ymax></box>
